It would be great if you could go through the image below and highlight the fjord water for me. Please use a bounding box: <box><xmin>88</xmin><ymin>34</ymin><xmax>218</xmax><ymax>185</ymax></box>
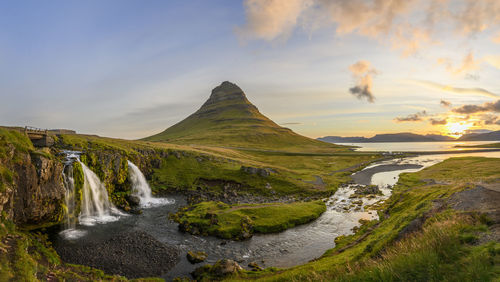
<box><xmin>338</xmin><ymin>141</ymin><xmax>496</xmax><ymax>152</ymax></box>
<box><xmin>128</xmin><ymin>161</ymin><xmax>173</xmax><ymax>207</ymax></box>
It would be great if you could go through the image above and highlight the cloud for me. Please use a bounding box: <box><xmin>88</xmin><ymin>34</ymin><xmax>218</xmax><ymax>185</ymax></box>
<box><xmin>235</xmin><ymin>0</ymin><xmax>311</xmax><ymax>41</ymax></box>
<box><xmin>429</xmin><ymin>118</ymin><xmax>447</xmax><ymax>125</ymax></box>
<box><xmin>411</xmin><ymin>80</ymin><xmax>499</xmax><ymax>98</ymax></box>
<box><xmin>394</xmin><ymin>110</ymin><xmax>427</xmax><ymax>122</ymax></box>
<box><xmin>452</xmin><ymin>99</ymin><xmax>500</xmax><ymax>114</ymax></box>
<box><xmin>280</xmin><ymin>122</ymin><xmax>302</xmax><ymax>125</ymax></box>
<box><xmin>479</xmin><ymin>114</ymin><xmax>499</xmax><ymax>125</ymax></box>
<box><xmin>348</xmin><ymin>60</ymin><xmax>378</xmax><ymax>103</ymax></box>
<box><xmin>437</xmin><ymin>51</ymin><xmax>479</xmax><ymax>76</ymax></box>
<box><xmin>483</xmin><ymin>55</ymin><xmax>500</xmax><ymax>69</ymax></box>
<box><xmin>238</xmin><ymin>0</ymin><xmax>500</xmax><ymax>56</ymax></box>
<box><xmin>440</xmin><ymin>99</ymin><xmax>452</xmax><ymax>108</ymax></box>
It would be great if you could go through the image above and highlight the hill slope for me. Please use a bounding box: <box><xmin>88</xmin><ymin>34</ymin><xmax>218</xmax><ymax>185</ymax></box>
<box><xmin>458</xmin><ymin>130</ymin><xmax>500</xmax><ymax>141</ymax></box>
<box><xmin>144</xmin><ymin>81</ymin><xmax>345</xmax><ymax>151</ymax></box>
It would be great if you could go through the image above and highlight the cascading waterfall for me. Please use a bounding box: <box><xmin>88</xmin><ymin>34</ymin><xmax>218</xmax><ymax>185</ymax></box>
<box><xmin>128</xmin><ymin>161</ymin><xmax>174</xmax><ymax>207</ymax></box>
<box><xmin>59</xmin><ymin>151</ymin><xmax>87</xmax><ymax>240</ymax></box>
<box><xmin>78</xmin><ymin>161</ymin><xmax>125</xmax><ymax>226</ymax></box>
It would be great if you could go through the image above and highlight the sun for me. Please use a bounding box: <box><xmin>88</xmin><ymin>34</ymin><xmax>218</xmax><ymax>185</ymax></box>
<box><xmin>445</xmin><ymin>122</ymin><xmax>473</xmax><ymax>138</ymax></box>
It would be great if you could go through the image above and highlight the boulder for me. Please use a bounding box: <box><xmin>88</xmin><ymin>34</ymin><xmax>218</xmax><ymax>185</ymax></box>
<box><xmin>187</xmin><ymin>251</ymin><xmax>207</xmax><ymax>264</ymax></box>
<box><xmin>240</xmin><ymin>166</ymin><xmax>271</xmax><ymax>177</ymax></box>
<box><xmin>211</xmin><ymin>259</ymin><xmax>243</xmax><ymax>276</ymax></box>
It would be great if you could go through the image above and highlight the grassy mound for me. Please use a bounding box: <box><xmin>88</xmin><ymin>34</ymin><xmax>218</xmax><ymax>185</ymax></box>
<box><xmin>172</xmin><ymin>200</ymin><xmax>326</xmax><ymax>240</ymax></box>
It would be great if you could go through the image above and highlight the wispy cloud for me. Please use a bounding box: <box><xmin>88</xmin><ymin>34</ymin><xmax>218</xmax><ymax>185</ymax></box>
<box><xmin>394</xmin><ymin>110</ymin><xmax>427</xmax><ymax>122</ymax></box>
<box><xmin>238</xmin><ymin>0</ymin><xmax>500</xmax><ymax>56</ymax></box>
<box><xmin>280</xmin><ymin>122</ymin><xmax>302</xmax><ymax>125</ymax></box>
<box><xmin>483</xmin><ymin>55</ymin><xmax>500</xmax><ymax>69</ymax></box>
<box><xmin>452</xmin><ymin>99</ymin><xmax>500</xmax><ymax>114</ymax></box>
<box><xmin>235</xmin><ymin>0</ymin><xmax>310</xmax><ymax>41</ymax></box>
<box><xmin>440</xmin><ymin>99</ymin><xmax>452</xmax><ymax>108</ymax></box>
<box><xmin>348</xmin><ymin>60</ymin><xmax>378</xmax><ymax>103</ymax></box>
<box><xmin>437</xmin><ymin>51</ymin><xmax>479</xmax><ymax>76</ymax></box>
<box><xmin>429</xmin><ymin>118</ymin><xmax>447</xmax><ymax>125</ymax></box>
<box><xmin>411</xmin><ymin>80</ymin><xmax>499</xmax><ymax>99</ymax></box>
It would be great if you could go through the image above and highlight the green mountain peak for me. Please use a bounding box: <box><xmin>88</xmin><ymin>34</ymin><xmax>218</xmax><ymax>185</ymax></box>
<box><xmin>144</xmin><ymin>81</ymin><xmax>344</xmax><ymax>151</ymax></box>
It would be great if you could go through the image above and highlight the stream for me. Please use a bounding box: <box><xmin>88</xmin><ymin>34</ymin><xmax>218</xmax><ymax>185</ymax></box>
<box><xmin>49</xmin><ymin>151</ymin><xmax>500</xmax><ymax>280</ymax></box>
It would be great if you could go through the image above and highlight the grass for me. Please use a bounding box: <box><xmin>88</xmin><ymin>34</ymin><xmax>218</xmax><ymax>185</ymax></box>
<box><xmin>55</xmin><ymin>132</ymin><xmax>379</xmax><ymax>198</ymax></box>
<box><xmin>212</xmin><ymin>156</ymin><xmax>500</xmax><ymax>281</ymax></box>
<box><xmin>172</xmin><ymin>200</ymin><xmax>326</xmax><ymax>240</ymax></box>
<box><xmin>143</xmin><ymin>82</ymin><xmax>348</xmax><ymax>153</ymax></box>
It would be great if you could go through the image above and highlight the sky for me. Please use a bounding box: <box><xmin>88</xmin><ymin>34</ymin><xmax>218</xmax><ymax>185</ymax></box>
<box><xmin>1</xmin><ymin>0</ymin><xmax>500</xmax><ymax>139</ymax></box>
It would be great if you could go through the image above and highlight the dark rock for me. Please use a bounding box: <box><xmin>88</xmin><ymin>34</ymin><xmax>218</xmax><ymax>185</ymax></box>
<box><xmin>248</xmin><ymin>262</ymin><xmax>262</xmax><ymax>271</ymax></box>
<box><xmin>240</xmin><ymin>166</ymin><xmax>271</xmax><ymax>177</ymax></box>
<box><xmin>126</xmin><ymin>195</ymin><xmax>141</xmax><ymax>207</ymax></box>
<box><xmin>187</xmin><ymin>251</ymin><xmax>207</xmax><ymax>264</ymax></box>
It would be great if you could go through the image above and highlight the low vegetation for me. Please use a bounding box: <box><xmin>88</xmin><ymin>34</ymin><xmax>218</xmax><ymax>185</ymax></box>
<box><xmin>204</xmin><ymin>157</ymin><xmax>500</xmax><ymax>281</ymax></box>
<box><xmin>172</xmin><ymin>200</ymin><xmax>326</xmax><ymax>240</ymax></box>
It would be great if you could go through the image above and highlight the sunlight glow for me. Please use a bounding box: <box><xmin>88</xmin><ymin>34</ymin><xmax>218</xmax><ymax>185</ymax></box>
<box><xmin>445</xmin><ymin>122</ymin><xmax>473</xmax><ymax>138</ymax></box>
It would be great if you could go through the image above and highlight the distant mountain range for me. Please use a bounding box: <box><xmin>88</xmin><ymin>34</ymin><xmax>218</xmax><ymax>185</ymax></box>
<box><xmin>318</xmin><ymin>131</ymin><xmax>500</xmax><ymax>143</ymax></box>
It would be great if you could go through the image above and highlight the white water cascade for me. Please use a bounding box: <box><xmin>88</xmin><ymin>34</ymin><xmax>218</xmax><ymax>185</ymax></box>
<box><xmin>59</xmin><ymin>151</ymin><xmax>87</xmax><ymax>240</ymax></box>
<box><xmin>78</xmin><ymin>161</ymin><xmax>125</xmax><ymax>226</ymax></box>
<box><xmin>128</xmin><ymin>161</ymin><xmax>173</xmax><ymax>207</ymax></box>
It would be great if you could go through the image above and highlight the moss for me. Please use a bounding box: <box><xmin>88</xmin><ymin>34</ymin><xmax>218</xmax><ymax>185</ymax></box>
<box><xmin>174</xmin><ymin>200</ymin><xmax>326</xmax><ymax>240</ymax></box>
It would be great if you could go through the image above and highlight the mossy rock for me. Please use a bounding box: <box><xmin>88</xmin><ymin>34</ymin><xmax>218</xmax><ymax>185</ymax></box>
<box><xmin>187</xmin><ymin>251</ymin><xmax>208</xmax><ymax>264</ymax></box>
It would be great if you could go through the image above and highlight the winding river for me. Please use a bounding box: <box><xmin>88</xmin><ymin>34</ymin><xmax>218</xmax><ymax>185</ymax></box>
<box><xmin>49</xmin><ymin>146</ymin><xmax>500</xmax><ymax>280</ymax></box>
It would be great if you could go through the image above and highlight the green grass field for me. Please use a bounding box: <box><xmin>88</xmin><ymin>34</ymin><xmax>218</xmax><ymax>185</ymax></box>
<box><xmin>173</xmin><ymin>200</ymin><xmax>326</xmax><ymax>240</ymax></box>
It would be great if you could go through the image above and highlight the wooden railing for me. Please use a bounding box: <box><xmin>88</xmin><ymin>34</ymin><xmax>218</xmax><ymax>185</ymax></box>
<box><xmin>24</xmin><ymin>126</ymin><xmax>48</xmax><ymax>136</ymax></box>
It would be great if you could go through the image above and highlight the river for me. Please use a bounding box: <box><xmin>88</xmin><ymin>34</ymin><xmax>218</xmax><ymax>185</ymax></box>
<box><xmin>49</xmin><ymin>144</ymin><xmax>500</xmax><ymax>280</ymax></box>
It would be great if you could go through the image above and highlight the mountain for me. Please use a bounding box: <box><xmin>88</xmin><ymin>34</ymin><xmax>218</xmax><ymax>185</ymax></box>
<box><xmin>458</xmin><ymin>130</ymin><xmax>500</xmax><ymax>141</ymax></box>
<box><xmin>144</xmin><ymin>81</ymin><xmax>344</xmax><ymax>151</ymax></box>
<box><xmin>317</xmin><ymin>136</ymin><xmax>368</xmax><ymax>143</ymax></box>
<box><xmin>424</xmin><ymin>134</ymin><xmax>456</xmax><ymax>141</ymax></box>
<box><xmin>369</xmin><ymin>133</ymin><xmax>436</xmax><ymax>142</ymax></box>
<box><xmin>318</xmin><ymin>133</ymin><xmax>456</xmax><ymax>143</ymax></box>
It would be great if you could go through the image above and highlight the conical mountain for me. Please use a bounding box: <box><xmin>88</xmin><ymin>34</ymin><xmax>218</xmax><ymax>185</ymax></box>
<box><xmin>144</xmin><ymin>81</ymin><xmax>343</xmax><ymax>151</ymax></box>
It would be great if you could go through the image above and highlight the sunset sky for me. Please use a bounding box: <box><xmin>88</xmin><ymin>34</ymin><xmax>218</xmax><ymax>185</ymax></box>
<box><xmin>1</xmin><ymin>0</ymin><xmax>500</xmax><ymax>139</ymax></box>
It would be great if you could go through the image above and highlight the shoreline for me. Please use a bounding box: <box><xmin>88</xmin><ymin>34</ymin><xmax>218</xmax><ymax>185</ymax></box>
<box><xmin>351</xmin><ymin>164</ymin><xmax>424</xmax><ymax>186</ymax></box>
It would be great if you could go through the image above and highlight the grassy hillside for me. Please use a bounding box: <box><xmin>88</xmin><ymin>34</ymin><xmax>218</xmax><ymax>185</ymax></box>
<box><xmin>195</xmin><ymin>157</ymin><xmax>500</xmax><ymax>281</ymax></box>
<box><xmin>144</xmin><ymin>81</ymin><xmax>346</xmax><ymax>152</ymax></box>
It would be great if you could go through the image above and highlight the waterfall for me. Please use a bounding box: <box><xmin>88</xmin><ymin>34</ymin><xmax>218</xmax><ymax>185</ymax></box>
<box><xmin>78</xmin><ymin>161</ymin><xmax>125</xmax><ymax>226</ymax></box>
<box><xmin>127</xmin><ymin>161</ymin><xmax>174</xmax><ymax>207</ymax></box>
<box><xmin>59</xmin><ymin>151</ymin><xmax>87</xmax><ymax>240</ymax></box>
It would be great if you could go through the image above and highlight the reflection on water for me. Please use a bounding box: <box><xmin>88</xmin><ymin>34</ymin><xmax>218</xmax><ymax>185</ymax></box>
<box><xmin>336</xmin><ymin>141</ymin><xmax>497</xmax><ymax>152</ymax></box>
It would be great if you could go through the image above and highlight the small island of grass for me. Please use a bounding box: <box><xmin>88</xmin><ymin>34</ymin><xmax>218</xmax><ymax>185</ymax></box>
<box><xmin>172</xmin><ymin>200</ymin><xmax>326</xmax><ymax>240</ymax></box>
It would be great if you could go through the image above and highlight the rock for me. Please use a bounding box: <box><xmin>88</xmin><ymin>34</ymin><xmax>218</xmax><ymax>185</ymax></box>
<box><xmin>126</xmin><ymin>194</ymin><xmax>141</xmax><ymax>207</ymax></box>
<box><xmin>240</xmin><ymin>166</ymin><xmax>271</xmax><ymax>177</ymax></box>
<box><xmin>354</xmin><ymin>185</ymin><xmax>381</xmax><ymax>195</ymax></box>
<box><xmin>187</xmin><ymin>251</ymin><xmax>207</xmax><ymax>264</ymax></box>
<box><xmin>212</xmin><ymin>259</ymin><xmax>243</xmax><ymax>276</ymax></box>
<box><xmin>248</xmin><ymin>262</ymin><xmax>262</xmax><ymax>271</ymax></box>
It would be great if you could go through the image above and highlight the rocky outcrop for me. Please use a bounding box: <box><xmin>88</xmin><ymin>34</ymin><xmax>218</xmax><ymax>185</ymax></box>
<box><xmin>240</xmin><ymin>166</ymin><xmax>272</xmax><ymax>177</ymax></box>
<box><xmin>192</xmin><ymin>259</ymin><xmax>243</xmax><ymax>280</ymax></box>
<box><xmin>0</xmin><ymin>146</ymin><xmax>65</xmax><ymax>227</ymax></box>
